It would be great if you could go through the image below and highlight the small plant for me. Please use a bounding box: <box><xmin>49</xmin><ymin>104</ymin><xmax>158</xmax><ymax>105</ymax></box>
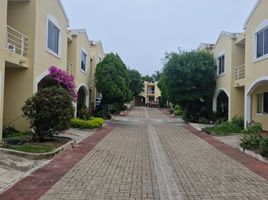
<box><xmin>240</xmin><ymin>123</ymin><xmax>263</xmax><ymax>150</ymax></box>
<box><xmin>79</xmin><ymin>105</ymin><xmax>92</xmax><ymax>120</ymax></box>
<box><xmin>3</xmin><ymin>126</ymin><xmax>19</xmax><ymax>138</ymax></box>
<box><xmin>70</xmin><ymin>118</ymin><xmax>104</xmax><ymax>129</ymax></box>
<box><xmin>174</xmin><ymin>105</ymin><xmax>183</xmax><ymax>116</ymax></box>
<box><xmin>230</xmin><ymin>116</ymin><xmax>244</xmax><ymax>129</ymax></box>
<box><xmin>22</xmin><ymin>86</ymin><xmax>74</xmax><ymax>141</ymax></box>
<box><xmin>260</xmin><ymin>137</ymin><xmax>268</xmax><ymax>157</ymax></box>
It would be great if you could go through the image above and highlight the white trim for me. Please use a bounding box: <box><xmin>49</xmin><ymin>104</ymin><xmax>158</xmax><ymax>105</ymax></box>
<box><xmin>214</xmin><ymin>31</ymin><xmax>239</xmax><ymax>51</ymax></box>
<box><xmin>253</xmin><ymin>20</ymin><xmax>268</xmax><ymax>62</ymax></box>
<box><xmin>34</xmin><ymin>70</ymin><xmax>50</xmax><ymax>93</ymax></box>
<box><xmin>245</xmin><ymin>76</ymin><xmax>268</xmax><ymax>128</ymax></box>
<box><xmin>243</xmin><ymin>0</ymin><xmax>261</xmax><ymax>29</ymax></box>
<box><xmin>57</xmin><ymin>0</ymin><xmax>70</xmax><ymax>26</ymax></box>
<box><xmin>46</xmin><ymin>15</ymin><xmax>62</xmax><ymax>58</ymax></box>
<box><xmin>213</xmin><ymin>87</ymin><xmax>231</xmax><ymax>120</ymax></box>
<box><xmin>76</xmin><ymin>83</ymin><xmax>90</xmax><ymax>107</ymax></box>
<box><xmin>80</xmin><ymin>48</ymin><xmax>88</xmax><ymax>74</ymax></box>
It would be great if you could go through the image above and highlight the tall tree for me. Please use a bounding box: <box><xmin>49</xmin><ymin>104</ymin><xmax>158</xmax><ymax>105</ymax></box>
<box><xmin>152</xmin><ymin>70</ymin><xmax>161</xmax><ymax>82</ymax></box>
<box><xmin>160</xmin><ymin>50</ymin><xmax>216</xmax><ymax>122</ymax></box>
<box><xmin>95</xmin><ymin>53</ymin><xmax>132</xmax><ymax>108</ymax></box>
<box><xmin>142</xmin><ymin>75</ymin><xmax>154</xmax><ymax>82</ymax></box>
<box><xmin>128</xmin><ymin>69</ymin><xmax>144</xmax><ymax>96</ymax></box>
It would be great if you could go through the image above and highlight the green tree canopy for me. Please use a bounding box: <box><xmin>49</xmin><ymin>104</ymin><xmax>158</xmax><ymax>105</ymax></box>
<box><xmin>160</xmin><ymin>50</ymin><xmax>216</xmax><ymax>122</ymax></box>
<box><xmin>95</xmin><ymin>53</ymin><xmax>132</xmax><ymax>106</ymax></box>
<box><xmin>142</xmin><ymin>75</ymin><xmax>154</xmax><ymax>83</ymax></box>
<box><xmin>128</xmin><ymin>69</ymin><xmax>144</xmax><ymax>96</ymax></box>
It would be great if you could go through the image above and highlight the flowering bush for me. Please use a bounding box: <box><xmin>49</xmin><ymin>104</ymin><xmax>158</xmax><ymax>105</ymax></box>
<box><xmin>49</xmin><ymin>66</ymin><xmax>77</xmax><ymax>101</ymax></box>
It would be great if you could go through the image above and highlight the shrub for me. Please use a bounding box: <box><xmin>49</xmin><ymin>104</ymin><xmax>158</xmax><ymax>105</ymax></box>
<box><xmin>22</xmin><ymin>86</ymin><xmax>74</xmax><ymax>141</ymax></box>
<box><xmin>230</xmin><ymin>116</ymin><xmax>244</xmax><ymax>129</ymax></box>
<box><xmin>79</xmin><ymin>105</ymin><xmax>92</xmax><ymax>120</ymax></box>
<box><xmin>3</xmin><ymin>126</ymin><xmax>19</xmax><ymax>138</ymax></box>
<box><xmin>70</xmin><ymin>118</ymin><xmax>104</xmax><ymax>129</ymax></box>
<box><xmin>174</xmin><ymin>105</ymin><xmax>183</xmax><ymax>116</ymax></box>
<box><xmin>260</xmin><ymin>137</ymin><xmax>268</xmax><ymax>157</ymax></box>
<box><xmin>240</xmin><ymin>123</ymin><xmax>263</xmax><ymax>150</ymax></box>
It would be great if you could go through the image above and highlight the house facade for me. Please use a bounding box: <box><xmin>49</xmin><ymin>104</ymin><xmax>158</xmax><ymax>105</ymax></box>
<box><xmin>0</xmin><ymin>0</ymin><xmax>105</xmax><ymax>142</ymax></box>
<box><xmin>213</xmin><ymin>0</ymin><xmax>268</xmax><ymax>131</ymax></box>
<box><xmin>135</xmin><ymin>81</ymin><xmax>161</xmax><ymax>106</ymax></box>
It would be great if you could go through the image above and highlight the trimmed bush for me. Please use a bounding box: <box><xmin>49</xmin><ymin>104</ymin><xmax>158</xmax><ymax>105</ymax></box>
<box><xmin>22</xmin><ymin>86</ymin><xmax>74</xmax><ymax>141</ymax></box>
<box><xmin>70</xmin><ymin>118</ymin><xmax>104</xmax><ymax>129</ymax></box>
<box><xmin>174</xmin><ymin>105</ymin><xmax>183</xmax><ymax>116</ymax></box>
<box><xmin>230</xmin><ymin>116</ymin><xmax>244</xmax><ymax>129</ymax></box>
<box><xmin>260</xmin><ymin>137</ymin><xmax>268</xmax><ymax>157</ymax></box>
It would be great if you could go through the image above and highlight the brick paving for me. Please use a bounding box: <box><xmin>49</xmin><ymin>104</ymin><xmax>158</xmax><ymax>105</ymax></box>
<box><xmin>2</xmin><ymin>107</ymin><xmax>268</xmax><ymax>200</ymax></box>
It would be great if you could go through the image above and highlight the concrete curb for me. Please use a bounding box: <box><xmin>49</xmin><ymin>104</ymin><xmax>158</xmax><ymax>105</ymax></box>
<box><xmin>239</xmin><ymin>147</ymin><xmax>268</xmax><ymax>164</ymax></box>
<box><xmin>0</xmin><ymin>138</ymin><xmax>74</xmax><ymax>160</ymax></box>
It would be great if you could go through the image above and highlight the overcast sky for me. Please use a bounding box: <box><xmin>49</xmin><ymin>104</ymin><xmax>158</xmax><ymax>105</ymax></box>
<box><xmin>61</xmin><ymin>0</ymin><xmax>256</xmax><ymax>76</ymax></box>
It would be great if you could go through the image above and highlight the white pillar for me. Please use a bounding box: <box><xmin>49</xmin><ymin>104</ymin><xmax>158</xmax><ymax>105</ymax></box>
<box><xmin>244</xmin><ymin>94</ymin><xmax>251</xmax><ymax>128</ymax></box>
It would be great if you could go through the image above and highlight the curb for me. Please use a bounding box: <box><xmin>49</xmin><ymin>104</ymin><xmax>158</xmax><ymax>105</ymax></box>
<box><xmin>0</xmin><ymin>138</ymin><xmax>74</xmax><ymax>160</ymax></box>
<box><xmin>239</xmin><ymin>147</ymin><xmax>268</xmax><ymax>164</ymax></box>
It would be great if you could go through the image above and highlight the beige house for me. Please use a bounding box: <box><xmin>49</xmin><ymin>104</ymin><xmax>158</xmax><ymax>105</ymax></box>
<box><xmin>0</xmin><ymin>0</ymin><xmax>105</xmax><ymax>142</ymax></box>
<box><xmin>213</xmin><ymin>0</ymin><xmax>268</xmax><ymax>131</ymax></box>
<box><xmin>89</xmin><ymin>41</ymin><xmax>105</xmax><ymax>110</ymax></box>
<box><xmin>135</xmin><ymin>81</ymin><xmax>161</xmax><ymax>106</ymax></box>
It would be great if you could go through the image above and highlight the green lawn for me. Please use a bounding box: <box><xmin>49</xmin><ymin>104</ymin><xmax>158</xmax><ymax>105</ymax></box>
<box><xmin>203</xmin><ymin>122</ymin><xmax>243</xmax><ymax>136</ymax></box>
<box><xmin>3</xmin><ymin>143</ymin><xmax>56</xmax><ymax>153</ymax></box>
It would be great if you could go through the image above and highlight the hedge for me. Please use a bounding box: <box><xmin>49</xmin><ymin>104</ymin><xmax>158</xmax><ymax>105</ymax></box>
<box><xmin>70</xmin><ymin>118</ymin><xmax>104</xmax><ymax>129</ymax></box>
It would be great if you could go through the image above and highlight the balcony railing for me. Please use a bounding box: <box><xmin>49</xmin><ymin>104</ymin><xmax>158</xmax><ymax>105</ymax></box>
<box><xmin>235</xmin><ymin>64</ymin><xmax>245</xmax><ymax>80</ymax></box>
<box><xmin>67</xmin><ymin>62</ymin><xmax>73</xmax><ymax>75</ymax></box>
<box><xmin>6</xmin><ymin>25</ymin><xmax>28</xmax><ymax>57</ymax></box>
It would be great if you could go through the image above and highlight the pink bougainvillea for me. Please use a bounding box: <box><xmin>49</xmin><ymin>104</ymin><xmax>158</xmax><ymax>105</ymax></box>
<box><xmin>49</xmin><ymin>66</ymin><xmax>77</xmax><ymax>102</ymax></box>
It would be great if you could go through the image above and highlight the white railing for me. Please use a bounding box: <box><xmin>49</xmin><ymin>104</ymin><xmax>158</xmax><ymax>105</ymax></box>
<box><xmin>6</xmin><ymin>25</ymin><xmax>28</xmax><ymax>57</ymax></box>
<box><xmin>235</xmin><ymin>64</ymin><xmax>245</xmax><ymax>80</ymax></box>
<box><xmin>67</xmin><ymin>62</ymin><xmax>73</xmax><ymax>75</ymax></box>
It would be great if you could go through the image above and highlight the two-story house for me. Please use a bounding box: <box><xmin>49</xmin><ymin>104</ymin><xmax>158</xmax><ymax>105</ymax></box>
<box><xmin>213</xmin><ymin>0</ymin><xmax>268</xmax><ymax>131</ymax></box>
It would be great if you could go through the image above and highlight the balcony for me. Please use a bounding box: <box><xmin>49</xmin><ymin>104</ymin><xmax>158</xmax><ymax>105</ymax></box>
<box><xmin>235</xmin><ymin>64</ymin><xmax>245</xmax><ymax>80</ymax></box>
<box><xmin>234</xmin><ymin>64</ymin><xmax>245</xmax><ymax>87</ymax></box>
<box><xmin>7</xmin><ymin>25</ymin><xmax>28</xmax><ymax>57</ymax></box>
<box><xmin>66</xmin><ymin>62</ymin><xmax>73</xmax><ymax>75</ymax></box>
<box><xmin>5</xmin><ymin>25</ymin><xmax>29</xmax><ymax>68</ymax></box>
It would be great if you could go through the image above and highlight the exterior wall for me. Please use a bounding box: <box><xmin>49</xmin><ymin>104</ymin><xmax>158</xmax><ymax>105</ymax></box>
<box><xmin>244</xmin><ymin>0</ymin><xmax>268</xmax><ymax>130</ymax></box>
<box><xmin>245</xmin><ymin>0</ymin><xmax>268</xmax><ymax>85</ymax></box>
<box><xmin>251</xmin><ymin>84</ymin><xmax>268</xmax><ymax>131</ymax></box>
<box><xmin>3</xmin><ymin>0</ymin><xmax>68</xmax><ymax>132</ymax></box>
<box><xmin>4</xmin><ymin>0</ymin><xmax>37</xmax><ymax>131</ymax></box>
<box><xmin>89</xmin><ymin>42</ymin><xmax>105</xmax><ymax>109</ymax></box>
<box><xmin>0</xmin><ymin>0</ymin><xmax>7</xmax><ymax>141</ymax></box>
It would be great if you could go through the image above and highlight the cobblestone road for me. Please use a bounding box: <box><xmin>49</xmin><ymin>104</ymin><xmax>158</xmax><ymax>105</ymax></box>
<box><xmin>40</xmin><ymin>107</ymin><xmax>268</xmax><ymax>200</ymax></box>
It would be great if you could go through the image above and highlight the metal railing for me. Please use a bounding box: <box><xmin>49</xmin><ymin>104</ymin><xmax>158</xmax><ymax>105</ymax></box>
<box><xmin>6</xmin><ymin>25</ymin><xmax>28</xmax><ymax>57</ymax></box>
<box><xmin>235</xmin><ymin>64</ymin><xmax>245</xmax><ymax>80</ymax></box>
<box><xmin>67</xmin><ymin>62</ymin><xmax>73</xmax><ymax>75</ymax></box>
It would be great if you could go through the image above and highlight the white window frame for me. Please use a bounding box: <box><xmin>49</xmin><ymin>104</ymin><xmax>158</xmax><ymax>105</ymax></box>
<box><xmin>46</xmin><ymin>15</ymin><xmax>62</xmax><ymax>58</ymax></box>
<box><xmin>256</xmin><ymin>92</ymin><xmax>268</xmax><ymax>115</ymax></box>
<box><xmin>80</xmin><ymin>48</ymin><xmax>88</xmax><ymax>74</ymax></box>
<box><xmin>217</xmin><ymin>52</ymin><xmax>225</xmax><ymax>77</ymax></box>
<box><xmin>253</xmin><ymin>20</ymin><xmax>268</xmax><ymax>63</ymax></box>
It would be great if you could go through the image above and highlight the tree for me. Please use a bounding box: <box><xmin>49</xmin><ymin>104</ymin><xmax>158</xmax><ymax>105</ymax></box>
<box><xmin>160</xmin><ymin>50</ymin><xmax>216</xmax><ymax>122</ymax></box>
<box><xmin>95</xmin><ymin>53</ymin><xmax>132</xmax><ymax>111</ymax></box>
<box><xmin>142</xmin><ymin>75</ymin><xmax>154</xmax><ymax>82</ymax></box>
<box><xmin>152</xmin><ymin>70</ymin><xmax>161</xmax><ymax>82</ymax></box>
<box><xmin>128</xmin><ymin>69</ymin><xmax>144</xmax><ymax>96</ymax></box>
<box><xmin>22</xmin><ymin>86</ymin><xmax>74</xmax><ymax>141</ymax></box>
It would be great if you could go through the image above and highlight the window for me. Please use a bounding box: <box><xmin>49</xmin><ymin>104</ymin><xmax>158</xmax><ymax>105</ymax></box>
<box><xmin>81</xmin><ymin>51</ymin><xmax>87</xmax><ymax>72</ymax></box>
<box><xmin>256</xmin><ymin>27</ymin><xmax>268</xmax><ymax>59</ymax></box>
<box><xmin>217</xmin><ymin>55</ymin><xmax>225</xmax><ymax>75</ymax></box>
<box><xmin>257</xmin><ymin>92</ymin><xmax>268</xmax><ymax>114</ymax></box>
<box><xmin>47</xmin><ymin>19</ymin><xmax>60</xmax><ymax>55</ymax></box>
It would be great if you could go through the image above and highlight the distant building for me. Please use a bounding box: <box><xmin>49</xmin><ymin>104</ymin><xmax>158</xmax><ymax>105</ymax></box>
<box><xmin>134</xmin><ymin>81</ymin><xmax>161</xmax><ymax>106</ymax></box>
<box><xmin>197</xmin><ymin>43</ymin><xmax>215</xmax><ymax>52</ymax></box>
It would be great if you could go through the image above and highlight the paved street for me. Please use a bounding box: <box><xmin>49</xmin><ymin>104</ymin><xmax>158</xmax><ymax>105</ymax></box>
<box><xmin>40</xmin><ymin>107</ymin><xmax>268</xmax><ymax>200</ymax></box>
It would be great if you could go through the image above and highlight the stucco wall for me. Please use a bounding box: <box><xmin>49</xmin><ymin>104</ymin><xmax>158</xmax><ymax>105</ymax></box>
<box><xmin>251</xmin><ymin>84</ymin><xmax>268</xmax><ymax>131</ymax></box>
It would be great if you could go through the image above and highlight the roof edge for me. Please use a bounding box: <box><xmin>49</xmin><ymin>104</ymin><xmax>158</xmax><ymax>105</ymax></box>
<box><xmin>243</xmin><ymin>0</ymin><xmax>261</xmax><ymax>29</ymax></box>
<box><xmin>57</xmin><ymin>0</ymin><xmax>70</xmax><ymax>26</ymax></box>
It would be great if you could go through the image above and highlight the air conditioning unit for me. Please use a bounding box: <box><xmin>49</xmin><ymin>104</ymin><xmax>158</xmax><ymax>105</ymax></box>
<box><xmin>7</xmin><ymin>43</ymin><xmax>16</xmax><ymax>53</ymax></box>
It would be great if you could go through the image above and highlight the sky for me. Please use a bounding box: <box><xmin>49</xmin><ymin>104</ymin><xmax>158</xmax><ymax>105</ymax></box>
<box><xmin>61</xmin><ymin>0</ymin><xmax>257</xmax><ymax>76</ymax></box>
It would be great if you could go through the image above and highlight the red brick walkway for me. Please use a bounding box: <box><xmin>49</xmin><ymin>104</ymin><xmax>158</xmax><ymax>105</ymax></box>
<box><xmin>185</xmin><ymin>125</ymin><xmax>268</xmax><ymax>181</ymax></box>
<box><xmin>0</xmin><ymin>126</ymin><xmax>114</xmax><ymax>200</ymax></box>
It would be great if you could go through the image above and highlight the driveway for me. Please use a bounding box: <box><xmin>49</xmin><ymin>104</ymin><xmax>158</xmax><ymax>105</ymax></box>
<box><xmin>38</xmin><ymin>107</ymin><xmax>268</xmax><ymax>200</ymax></box>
